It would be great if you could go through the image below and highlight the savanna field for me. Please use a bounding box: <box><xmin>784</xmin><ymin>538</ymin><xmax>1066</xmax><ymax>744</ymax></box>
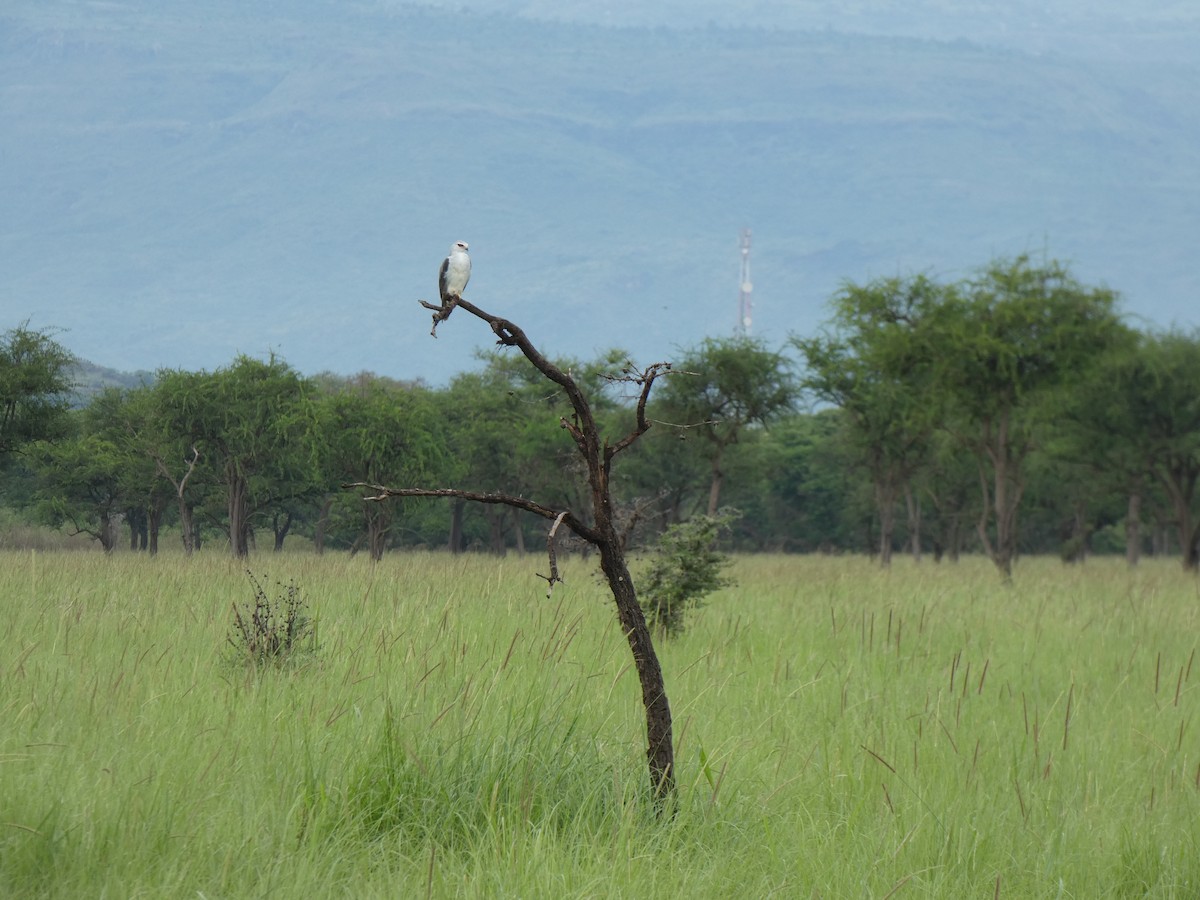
<box><xmin>2</xmin><ymin>550</ymin><xmax>1199</xmax><ymax>898</ymax></box>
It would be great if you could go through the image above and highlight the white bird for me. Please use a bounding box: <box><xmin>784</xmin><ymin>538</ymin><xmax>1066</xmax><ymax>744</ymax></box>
<box><xmin>439</xmin><ymin>240</ymin><xmax>471</xmax><ymax>304</ymax></box>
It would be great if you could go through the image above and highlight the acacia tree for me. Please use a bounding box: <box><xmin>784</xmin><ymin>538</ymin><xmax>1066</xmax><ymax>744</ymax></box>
<box><xmin>317</xmin><ymin>377</ymin><xmax>446</xmax><ymax>560</ymax></box>
<box><xmin>354</xmin><ymin>295</ymin><xmax>677</xmax><ymax>805</ymax></box>
<box><xmin>1084</xmin><ymin>331</ymin><xmax>1200</xmax><ymax>571</ymax></box>
<box><xmin>794</xmin><ymin>275</ymin><xmax>946</xmax><ymax>566</ymax></box>
<box><xmin>148</xmin><ymin>369</ymin><xmax>213</xmax><ymax>555</ymax></box>
<box><xmin>30</xmin><ymin>427</ymin><xmax>125</xmax><ymax>553</ymax></box>
<box><xmin>1044</xmin><ymin>326</ymin><xmax>1155</xmax><ymax>565</ymax></box>
<box><xmin>931</xmin><ymin>256</ymin><xmax>1124</xmax><ymax>579</ymax></box>
<box><xmin>164</xmin><ymin>356</ymin><xmax>315</xmax><ymax>556</ymax></box>
<box><xmin>0</xmin><ymin>322</ymin><xmax>75</xmax><ymax>460</ymax></box>
<box><xmin>654</xmin><ymin>336</ymin><xmax>795</xmax><ymax>517</ymax></box>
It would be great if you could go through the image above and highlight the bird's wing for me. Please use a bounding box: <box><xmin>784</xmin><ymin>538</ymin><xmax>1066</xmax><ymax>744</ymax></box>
<box><xmin>438</xmin><ymin>256</ymin><xmax>450</xmax><ymax>302</ymax></box>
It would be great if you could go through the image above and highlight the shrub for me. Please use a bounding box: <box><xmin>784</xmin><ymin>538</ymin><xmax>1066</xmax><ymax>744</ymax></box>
<box><xmin>638</xmin><ymin>510</ymin><xmax>737</xmax><ymax>638</ymax></box>
<box><xmin>227</xmin><ymin>572</ymin><xmax>316</xmax><ymax>668</ymax></box>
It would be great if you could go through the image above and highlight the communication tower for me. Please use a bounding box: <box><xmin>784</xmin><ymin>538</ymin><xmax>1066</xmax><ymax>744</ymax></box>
<box><xmin>737</xmin><ymin>228</ymin><xmax>753</xmax><ymax>335</ymax></box>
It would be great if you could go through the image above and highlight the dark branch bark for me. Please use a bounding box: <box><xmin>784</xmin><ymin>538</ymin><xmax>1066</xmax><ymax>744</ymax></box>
<box><xmin>344</xmin><ymin>482</ymin><xmax>601</xmax><ymax>545</ymax></box>
<box><xmin>538</xmin><ymin>510</ymin><xmax>569</xmax><ymax>598</ymax></box>
<box><xmin>608</xmin><ymin>362</ymin><xmax>672</xmax><ymax>459</ymax></box>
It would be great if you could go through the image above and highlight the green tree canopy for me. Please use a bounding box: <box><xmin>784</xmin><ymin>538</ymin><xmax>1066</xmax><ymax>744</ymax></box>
<box><xmin>795</xmin><ymin>274</ymin><xmax>949</xmax><ymax>564</ymax></box>
<box><xmin>0</xmin><ymin>322</ymin><xmax>75</xmax><ymax>458</ymax></box>
<box><xmin>653</xmin><ymin>336</ymin><xmax>796</xmax><ymax>517</ymax></box>
<box><xmin>930</xmin><ymin>256</ymin><xmax>1125</xmax><ymax>578</ymax></box>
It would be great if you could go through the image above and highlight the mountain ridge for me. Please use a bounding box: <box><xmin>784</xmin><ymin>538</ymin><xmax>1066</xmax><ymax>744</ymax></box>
<box><xmin>2</xmin><ymin>3</ymin><xmax>1197</xmax><ymax>383</ymax></box>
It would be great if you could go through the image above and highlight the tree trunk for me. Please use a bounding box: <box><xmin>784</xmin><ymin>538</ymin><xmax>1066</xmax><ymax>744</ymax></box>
<box><xmin>366</xmin><ymin>504</ymin><xmax>389</xmax><ymax>562</ymax></box>
<box><xmin>1125</xmin><ymin>490</ymin><xmax>1142</xmax><ymax>566</ymax></box>
<box><xmin>314</xmin><ymin>495</ymin><xmax>334</xmax><ymax>554</ymax></box>
<box><xmin>904</xmin><ymin>485</ymin><xmax>922</xmax><ymax>562</ymax></box>
<box><xmin>99</xmin><ymin>511</ymin><xmax>116</xmax><ymax>554</ymax></box>
<box><xmin>978</xmin><ymin>415</ymin><xmax>1022</xmax><ymax>581</ymax></box>
<box><xmin>486</xmin><ymin>508</ymin><xmax>507</xmax><ymax>555</ymax></box>
<box><xmin>127</xmin><ymin>507</ymin><xmax>148</xmax><ymax>551</ymax></box>
<box><xmin>272</xmin><ymin>511</ymin><xmax>292</xmax><ymax>552</ymax></box>
<box><xmin>597</xmin><ymin>538</ymin><xmax>675</xmax><ymax>802</ymax></box>
<box><xmin>1158</xmin><ymin>462</ymin><xmax>1200</xmax><ymax>571</ymax></box>
<box><xmin>706</xmin><ymin>454</ymin><xmax>724</xmax><ymax>518</ymax></box>
<box><xmin>228</xmin><ymin>473</ymin><xmax>250</xmax><ymax>557</ymax></box>
<box><xmin>875</xmin><ymin>480</ymin><xmax>895</xmax><ymax>567</ymax></box>
<box><xmin>179</xmin><ymin>502</ymin><xmax>196</xmax><ymax>555</ymax></box>
<box><xmin>147</xmin><ymin>501</ymin><xmax>163</xmax><ymax>556</ymax></box>
<box><xmin>448</xmin><ymin>499</ymin><xmax>465</xmax><ymax>554</ymax></box>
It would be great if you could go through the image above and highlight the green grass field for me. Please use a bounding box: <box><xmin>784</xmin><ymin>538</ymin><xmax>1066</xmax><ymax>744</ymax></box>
<box><xmin>2</xmin><ymin>550</ymin><xmax>1198</xmax><ymax>897</ymax></box>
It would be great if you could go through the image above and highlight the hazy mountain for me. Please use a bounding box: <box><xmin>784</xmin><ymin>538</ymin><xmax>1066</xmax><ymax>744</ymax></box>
<box><xmin>2</xmin><ymin>1</ymin><xmax>1197</xmax><ymax>384</ymax></box>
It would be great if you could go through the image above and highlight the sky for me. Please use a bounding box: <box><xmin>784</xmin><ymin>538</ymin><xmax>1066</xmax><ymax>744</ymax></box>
<box><xmin>2</xmin><ymin>0</ymin><xmax>1197</xmax><ymax>384</ymax></box>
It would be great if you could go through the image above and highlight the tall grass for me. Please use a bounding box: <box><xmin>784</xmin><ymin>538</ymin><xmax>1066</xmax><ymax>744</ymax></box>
<box><xmin>1</xmin><ymin>550</ymin><xmax>1198</xmax><ymax>897</ymax></box>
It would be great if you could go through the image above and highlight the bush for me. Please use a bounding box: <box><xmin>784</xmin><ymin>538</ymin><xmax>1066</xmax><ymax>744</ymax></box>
<box><xmin>638</xmin><ymin>510</ymin><xmax>737</xmax><ymax>638</ymax></box>
<box><xmin>227</xmin><ymin>572</ymin><xmax>316</xmax><ymax>668</ymax></box>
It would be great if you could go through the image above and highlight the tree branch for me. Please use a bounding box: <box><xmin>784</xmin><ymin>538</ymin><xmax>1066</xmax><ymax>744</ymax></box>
<box><xmin>608</xmin><ymin>361</ymin><xmax>672</xmax><ymax>460</ymax></box>
<box><xmin>537</xmin><ymin>510</ymin><xmax>569</xmax><ymax>598</ymax></box>
<box><xmin>418</xmin><ymin>297</ymin><xmax>458</xmax><ymax>336</ymax></box>
<box><xmin>344</xmin><ymin>482</ymin><xmax>601</xmax><ymax>545</ymax></box>
<box><xmin>419</xmin><ymin>295</ymin><xmax>598</xmax><ymax>441</ymax></box>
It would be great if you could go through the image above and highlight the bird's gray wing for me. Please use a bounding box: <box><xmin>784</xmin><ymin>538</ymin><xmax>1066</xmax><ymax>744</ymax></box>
<box><xmin>438</xmin><ymin>256</ymin><xmax>450</xmax><ymax>302</ymax></box>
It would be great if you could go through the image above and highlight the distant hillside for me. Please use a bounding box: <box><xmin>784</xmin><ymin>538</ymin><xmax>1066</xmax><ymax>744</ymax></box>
<box><xmin>70</xmin><ymin>360</ymin><xmax>154</xmax><ymax>404</ymax></box>
<box><xmin>410</xmin><ymin>0</ymin><xmax>1200</xmax><ymax>65</ymax></box>
<box><xmin>1</xmin><ymin>2</ymin><xmax>1197</xmax><ymax>383</ymax></box>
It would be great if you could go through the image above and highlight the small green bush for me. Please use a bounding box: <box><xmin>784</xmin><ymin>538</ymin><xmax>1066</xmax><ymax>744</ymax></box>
<box><xmin>638</xmin><ymin>510</ymin><xmax>737</xmax><ymax>637</ymax></box>
<box><xmin>227</xmin><ymin>571</ymin><xmax>316</xmax><ymax>668</ymax></box>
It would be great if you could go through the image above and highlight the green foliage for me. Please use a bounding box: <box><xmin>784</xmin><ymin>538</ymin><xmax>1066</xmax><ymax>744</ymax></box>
<box><xmin>28</xmin><ymin>431</ymin><xmax>127</xmax><ymax>551</ymax></box>
<box><xmin>4</xmin><ymin>285</ymin><xmax>1197</xmax><ymax>565</ymax></box>
<box><xmin>639</xmin><ymin>511</ymin><xmax>737</xmax><ymax>637</ymax></box>
<box><xmin>654</xmin><ymin>336</ymin><xmax>796</xmax><ymax>516</ymax></box>
<box><xmin>658</xmin><ymin>336</ymin><xmax>796</xmax><ymax>453</ymax></box>
<box><xmin>0</xmin><ymin>322</ymin><xmax>75</xmax><ymax>457</ymax></box>
<box><xmin>226</xmin><ymin>572</ymin><xmax>316</xmax><ymax>669</ymax></box>
<box><xmin>795</xmin><ymin>275</ymin><xmax>951</xmax><ymax>562</ymax></box>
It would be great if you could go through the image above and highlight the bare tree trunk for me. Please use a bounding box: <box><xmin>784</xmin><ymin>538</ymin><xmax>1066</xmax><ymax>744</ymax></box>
<box><xmin>314</xmin><ymin>495</ymin><xmax>334</xmax><ymax>554</ymax></box>
<box><xmin>706</xmin><ymin>455</ymin><xmax>724</xmax><ymax>518</ymax></box>
<box><xmin>977</xmin><ymin>415</ymin><xmax>1022</xmax><ymax>581</ymax></box>
<box><xmin>1124</xmin><ymin>490</ymin><xmax>1142</xmax><ymax>566</ymax></box>
<box><xmin>127</xmin><ymin>508</ymin><xmax>146</xmax><ymax>551</ymax></box>
<box><xmin>486</xmin><ymin>508</ymin><xmax>507</xmax><ymax>555</ymax></box>
<box><xmin>874</xmin><ymin>480</ymin><xmax>896</xmax><ymax>567</ymax></box>
<box><xmin>1159</xmin><ymin>464</ymin><xmax>1200</xmax><ymax>571</ymax></box>
<box><xmin>228</xmin><ymin>472</ymin><xmax>250</xmax><ymax>557</ymax></box>
<box><xmin>904</xmin><ymin>485</ymin><xmax>922</xmax><ymax>562</ymax></box>
<box><xmin>272</xmin><ymin>511</ymin><xmax>292</xmax><ymax>552</ymax></box>
<box><xmin>157</xmin><ymin>446</ymin><xmax>200</xmax><ymax>556</ymax></box>
<box><xmin>366</xmin><ymin>504</ymin><xmax>389</xmax><ymax>562</ymax></box>
<box><xmin>598</xmin><ymin>539</ymin><xmax>674</xmax><ymax>799</ymax></box>
<box><xmin>148</xmin><ymin>501</ymin><xmax>163</xmax><ymax>556</ymax></box>
<box><xmin>99</xmin><ymin>511</ymin><xmax>117</xmax><ymax>554</ymax></box>
<box><xmin>180</xmin><ymin>503</ymin><xmax>197</xmax><ymax>555</ymax></box>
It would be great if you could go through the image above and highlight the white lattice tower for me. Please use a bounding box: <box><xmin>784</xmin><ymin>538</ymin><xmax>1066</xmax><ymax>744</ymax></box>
<box><xmin>737</xmin><ymin>228</ymin><xmax>753</xmax><ymax>335</ymax></box>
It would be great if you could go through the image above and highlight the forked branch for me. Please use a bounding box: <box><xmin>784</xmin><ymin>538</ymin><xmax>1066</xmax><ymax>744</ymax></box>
<box><xmin>344</xmin><ymin>482</ymin><xmax>600</xmax><ymax>545</ymax></box>
<box><xmin>537</xmin><ymin>510</ymin><xmax>570</xmax><ymax>598</ymax></box>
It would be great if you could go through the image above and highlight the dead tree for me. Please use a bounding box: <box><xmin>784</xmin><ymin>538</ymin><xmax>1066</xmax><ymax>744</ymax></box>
<box><xmin>350</xmin><ymin>294</ymin><xmax>677</xmax><ymax>805</ymax></box>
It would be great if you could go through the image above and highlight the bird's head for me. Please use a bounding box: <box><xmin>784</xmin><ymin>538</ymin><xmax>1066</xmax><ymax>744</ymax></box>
<box><xmin>452</xmin><ymin>240</ymin><xmax>469</xmax><ymax>254</ymax></box>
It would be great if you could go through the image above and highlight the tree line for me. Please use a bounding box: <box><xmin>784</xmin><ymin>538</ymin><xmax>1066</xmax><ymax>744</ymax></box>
<box><xmin>3</xmin><ymin>254</ymin><xmax>1199</xmax><ymax>573</ymax></box>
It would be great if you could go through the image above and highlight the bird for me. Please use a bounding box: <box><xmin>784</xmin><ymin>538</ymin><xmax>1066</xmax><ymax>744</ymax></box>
<box><xmin>439</xmin><ymin>240</ymin><xmax>471</xmax><ymax>305</ymax></box>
